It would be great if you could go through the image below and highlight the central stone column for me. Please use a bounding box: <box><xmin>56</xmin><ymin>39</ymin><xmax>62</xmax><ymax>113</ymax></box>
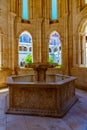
<box><xmin>34</xmin><ymin>67</ymin><xmax>47</xmax><ymax>82</ymax></box>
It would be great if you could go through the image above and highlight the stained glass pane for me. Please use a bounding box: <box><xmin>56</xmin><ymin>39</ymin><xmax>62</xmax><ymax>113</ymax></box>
<box><xmin>52</xmin><ymin>0</ymin><xmax>57</xmax><ymax>20</ymax></box>
<box><xmin>22</xmin><ymin>0</ymin><xmax>28</xmax><ymax>20</ymax></box>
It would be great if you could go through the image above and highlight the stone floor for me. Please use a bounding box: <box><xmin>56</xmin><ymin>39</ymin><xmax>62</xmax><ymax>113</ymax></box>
<box><xmin>0</xmin><ymin>89</ymin><xmax>87</xmax><ymax>130</ymax></box>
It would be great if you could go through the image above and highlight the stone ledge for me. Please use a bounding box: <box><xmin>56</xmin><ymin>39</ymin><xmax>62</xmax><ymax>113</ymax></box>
<box><xmin>0</xmin><ymin>83</ymin><xmax>7</xmax><ymax>89</ymax></box>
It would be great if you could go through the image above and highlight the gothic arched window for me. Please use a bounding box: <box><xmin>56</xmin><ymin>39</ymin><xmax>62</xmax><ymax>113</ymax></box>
<box><xmin>22</xmin><ymin>0</ymin><xmax>28</xmax><ymax>20</ymax></box>
<box><xmin>79</xmin><ymin>25</ymin><xmax>87</xmax><ymax>66</ymax></box>
<box><xmin>49</xmin><ymin>32</ymin><xmax>61</xmax><ymax>65</ymax></box>
<box><xmin>19</xmin><ymin>31</ymin><xmax>32</xmax><ymax>67</ymax></box>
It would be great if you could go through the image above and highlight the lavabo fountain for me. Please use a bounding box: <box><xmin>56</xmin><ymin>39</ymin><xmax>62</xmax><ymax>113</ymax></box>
<box><xmin>6</xmin><ymin>62</ymin><xmax>77</xmax><ymax>117</ymax></box>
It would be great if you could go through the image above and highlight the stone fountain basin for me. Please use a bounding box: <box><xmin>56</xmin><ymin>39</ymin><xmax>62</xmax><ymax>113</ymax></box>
<box><xmin>6</xmin><ymin>74</ymin><xmax>78</xmax><ymax>117</ymax></box>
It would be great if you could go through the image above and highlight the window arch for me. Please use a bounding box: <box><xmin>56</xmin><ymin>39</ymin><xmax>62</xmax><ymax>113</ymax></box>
<box><xmin>22</xmin><ymin>0</ymin><xmax>28</xmax><ymax>20</ymax></box>
<box><xmin>18</xmin><ymin>31</ymin><xmax>32</xmax><ymax>67</ymax></box>
<box><xmin>49</xmin><ymin>31</ymin><xmax>61</xmax><ymax>65</ymax></box>
<box><xmin>79</xmin><ymin>23</ymin><xmax>87</xmax><ymax>66</ymax></box>
<box><xmin>52</xmin><ymin>0</ymin><xmax>58</xmax><ymax>20</ymax></box>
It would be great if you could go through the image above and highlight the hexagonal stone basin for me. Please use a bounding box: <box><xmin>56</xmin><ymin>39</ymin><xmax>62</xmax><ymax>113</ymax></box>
<box><xmin>6</xmin><ymin>74</ymin><xmax>78</xmax><ymax>117</ymax></box>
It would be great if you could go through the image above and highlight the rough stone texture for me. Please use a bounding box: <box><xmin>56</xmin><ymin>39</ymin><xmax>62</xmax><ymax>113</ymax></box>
<box><xmin>7</xmin><ymin>74</ymin><xmax>77</xmax><ymax>117</ymax></box>
<box><xmin>0</xmin><ymin>1</ymin><xmax>87</xmax><ymax>89</ymax></box>
<box><xmin>0</xmin><ymin>89</ymin><xmax>87</xmax><ymax>130</ymax></box>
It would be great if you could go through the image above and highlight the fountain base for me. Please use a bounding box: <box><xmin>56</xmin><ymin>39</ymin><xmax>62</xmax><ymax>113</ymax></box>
<box><xmin>6</xmin><ymin>74</ymin><xmax>78</xmax><ymax>117</ymax></box>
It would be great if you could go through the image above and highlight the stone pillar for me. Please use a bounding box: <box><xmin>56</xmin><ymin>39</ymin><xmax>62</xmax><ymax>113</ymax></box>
<box><xmin>73</xmin><ymin>34</ymin><xmax>77</xmax><ymax>66</ymax></box>
<box><xmin>40</xmin><ymin>0</ymin><xmax>48</xmax><ymax>63</ymax></box>
<box><xmin>34</xmin><ymin>67</ymin><xmax>47</xmax><ymax>82</ymax></box>
<box><xmin>32</xmin><ymin>19</ymin><xmax>42</xmax><ymax>63</ymax></box>
<box><xmin>8</xmin><ymin>12</ymin><xmax>16</xmax><ymax>73</ymax></box>
<box><xmin>0</xmin><ymin>33</ymin><xmax>8</xmax><ymax>69</ymax></box>
<box><xmin>0</xmin><ymin>34</ymin><xmax>8</xmax><ymax>69</ymax></box>
<box><xmin>78</xmin><ymin>34</ymin><xmax>81</xmax><ymax>65</ymax></box>
<box><xmin>0</xmin><ymin>33</ymin><xmax>3</xmax><ymax>68</ymax></box>
<box><xmin>10</xmin><ymin>0</ymin><xmax>16</xmax><ymax>13</ymax></box>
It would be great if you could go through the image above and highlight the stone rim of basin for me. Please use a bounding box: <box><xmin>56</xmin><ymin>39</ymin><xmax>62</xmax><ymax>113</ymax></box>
<box><xmin>24</xmin><ymin>62</ymin><xmax>57</xmax><ymax>69</ymax></box>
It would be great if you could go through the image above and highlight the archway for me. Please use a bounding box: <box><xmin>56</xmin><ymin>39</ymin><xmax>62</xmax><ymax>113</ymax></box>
<box><xmin>18</xmin><ymin>31</ymin><xmax>32</xmax><ymax>67</ymax></box>
<box><xmin>79</xmin><ymin>21</ymin><xmax>87</xmax><ymax>66</ymax></box>
<box><xmin>49</xmin><ymin>31</ymin><xmax>61</xmax><ymax>65</ymax></box>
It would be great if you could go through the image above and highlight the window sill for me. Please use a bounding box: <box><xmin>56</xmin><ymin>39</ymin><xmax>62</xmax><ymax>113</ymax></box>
<box><xmin>50</xmin><ymin>19</ymin><xmax>59</xmax><ymax>24</ymax></box>
<box><xmin>21</xmin><ymin>19</ymin><xmax>30</xmax><ymax>24</ymax></box>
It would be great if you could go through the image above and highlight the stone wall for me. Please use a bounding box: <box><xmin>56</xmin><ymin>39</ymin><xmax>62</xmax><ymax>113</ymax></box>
<box><xmin>70</xmin><ymin>0</ymin><xmax>87</xmax><ymax>90</ymax></box>
<box><xmin>0</xmin><ymin>0</ymin><xmax>87</xmax><ymax>89</ymax></box>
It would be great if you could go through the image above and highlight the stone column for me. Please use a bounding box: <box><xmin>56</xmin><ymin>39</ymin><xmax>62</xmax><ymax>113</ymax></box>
<box><xmin>0</xmin><ymin>33</ymin><xmax>3</xmax><ymax>68</ymax></box>
<box><xmin>78</xmin><ymin>34</ymin><xmax>82</xmax><ymax>65</ymax></box>
<box><xmin>2</xmin><ymin>34</ymin><xmax>9</xmax><ymax>69</ymax></box>
<box><xmin>34</xmin><ymin>67</ymin><xmax>47</xmax><ymax>82</ymax></box>
<box><xmin>73</xmin><ymin>34</ymin><xmax>77</xmax><ymax>66</ymax></box>
<box><xmin>8</xmin><ymin>12</ymin><xmax>16</xmax><ymax>73</ymax></box>
<box><xmin>41</xmin><ymin>0</ymin><xmax>48</xmax><ymax>63</ymax></box>
<box><xmin>10</xmin><ymin>0</ymin><xmax>16</xmax><ymax>13</ymax></box>
<box><xmin>32</xmin><ymin>19</ymin><xmax>42</xmax><ymax>63</ymax></box>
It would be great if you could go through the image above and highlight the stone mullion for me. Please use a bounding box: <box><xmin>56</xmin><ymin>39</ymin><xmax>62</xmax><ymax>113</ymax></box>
<box><xmin>29</xmin><ymin>0</ymin><xmax>33</xmax><ymax>19</ymax></box>
<box><xmin>19</xmin><ymin>0</ymin><xmax>22</xmax><ymax>19</ymax></box>
<box><xmin>41</xmin><ymin>0</ymin><xmax>47</xmax><ymax>63</ymax></box>
<box><xmin>32</xmin><ymin>19</ymin><xmax>41</xmax><ymax>63</ymax></box>
<box><xmin>37</xmin><ymin>20</ymin><xmax>42</xmax><ymax>62</ymax></box>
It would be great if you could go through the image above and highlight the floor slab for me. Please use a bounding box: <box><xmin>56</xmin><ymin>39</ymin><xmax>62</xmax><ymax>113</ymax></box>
<box><xmin>0</xmin><ymin>89</ymin><xmax>87</xmax><ymax>130</ymax></box>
